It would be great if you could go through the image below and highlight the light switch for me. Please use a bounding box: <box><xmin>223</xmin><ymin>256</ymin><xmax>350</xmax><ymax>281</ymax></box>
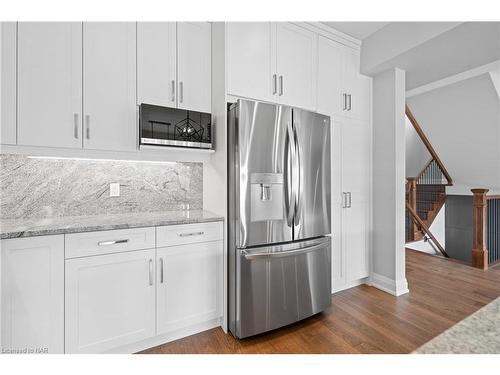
<box><xmin>109</xmin><ymin>183</ymin><xmax>120</xmax><ymax>197</ymax></box>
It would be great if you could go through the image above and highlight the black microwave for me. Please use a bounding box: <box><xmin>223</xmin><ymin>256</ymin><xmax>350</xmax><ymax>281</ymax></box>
<box><xmin>139</xmin><ymin>104</ymin><xmax>212</xmax><ymax>149</ymax></box>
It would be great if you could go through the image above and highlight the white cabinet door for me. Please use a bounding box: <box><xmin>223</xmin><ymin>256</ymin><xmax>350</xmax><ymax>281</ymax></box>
<box><xmin>226</xmin><ymin>22</ymin><xmax>275</xmax><ymax>102</ymax></box>
<box><xmin>317</xmin><ymin>36</ymin><xmax>344</xmax><ymax>117</ymax></box>
<box><xmin>331</xmin><ymin>119</ymin><xmax>345</xmax><ymax>291</ymax></box>
<box><xmin>343</xmin><ymin>48</ymin><xmax>370</xmax><ymax>122</ymax></box>
<box><xmin>1</xmin><ymin>22</ymin><xmax>17</xmax><ymax>145</ymax></box>
<box><xmin>17</xmin><ymin>22</ymin><xmax>82</xmax><ymax>148</ymax></box>
<box><xmin>177</xmin><ymin>22</ymin><xmax>211</xmax><ymax>113</ymax></box>
<box><xmin>276</xmin><ymin>23</ymin><xmax>316</xmax><ymax>110</ymax></box>
<box><xmin>352</xmin><ymin>74</ymin><xmax>371</xmax><ymax>122</ymax></box>
<box><xmin>83</xmin><ymin>22</ymin><xmax>136</xmax><ymax>151</ymax></box>
<box><xmin>1</xmin><ymin>235</ymin><xmax>64</xmax><ymax>354</ymax></box>
<box><xmin>157</xmin><ymin>241</ymin><xmax>222</xmax><ymax>335</ymax></box>
<box><xmin>341</xmin><ymin>119</ymin><xmax>370</xmax><ymax>281</ymax></box>
<box><xmin>137</xmin><ymin>22</ymin><xmax>177</xmax><ymax>107</ymax></box>
<box><xmin>65</xmin><ymin>249</ymin><xmax>155</xmax><ymax>353</ymax></box>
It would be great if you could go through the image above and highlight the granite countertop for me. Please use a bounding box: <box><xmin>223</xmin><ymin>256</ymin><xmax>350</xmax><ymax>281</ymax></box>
<box><xmin>414</xmin><ymin>296</ymin><xmax>500</xmax><ymax>354</ymax></box>
<box><xmin>0</xmin><ymin>210</ymin><xmax>224</xmax><ymax>239</ymax></box>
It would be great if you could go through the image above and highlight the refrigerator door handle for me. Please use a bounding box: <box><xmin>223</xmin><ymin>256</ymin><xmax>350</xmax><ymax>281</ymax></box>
<box><xmin>292</xmin><ymin>123</ymin><xmax>302</xmax><ymax>225</ymax></box>
<box><xmin>284</xmin><ymin>122</ymin><xmax>296</xmax><ymax>227</ymax></box>
<box><xmin>241</xmin><ymin>242</ymin><xmax>326</xmax><ymax>260</ymax></box>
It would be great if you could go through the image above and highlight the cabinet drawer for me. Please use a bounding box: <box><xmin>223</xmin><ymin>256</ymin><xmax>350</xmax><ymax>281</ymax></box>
<box><xmin>156</xmin><ymin>221</ymin><xmax>223</xmax><ymax>247</ymax></box>
<box><xmin>65</xmin><ymin>227</ymin><xmax>155</xmax><ymax>258</ymax></box>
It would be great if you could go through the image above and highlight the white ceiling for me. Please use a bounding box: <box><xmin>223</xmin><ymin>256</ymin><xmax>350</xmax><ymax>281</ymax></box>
<box><xmin>368</xmin><ymin>22</ymin><xmax>500</xmax><ymax>90</ymax></box>
<box><xmin>322</xmin><ymin>22</ymin><xmax>389</xmax><ymax>40</ymax></box>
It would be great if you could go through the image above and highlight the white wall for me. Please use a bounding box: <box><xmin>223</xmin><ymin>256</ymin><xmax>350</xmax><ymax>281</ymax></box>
<box><xmin>407</xmin><ymin>73</ymin><xmax>500</xmax><ymax>192</ymax></box>
<box><xmin>371</xmin><ymin>68</ymin><xmax>409</xmax><ymax>296</ymax></box>
<box><xmin>405</xmin><ymin>116</ymin><xmax>430</xmax><ymax>177</ymax></box>
<box><xmin>208</xmin><ymin>22</ymin><xmax>228</xmax><ymax>332</ymax></box>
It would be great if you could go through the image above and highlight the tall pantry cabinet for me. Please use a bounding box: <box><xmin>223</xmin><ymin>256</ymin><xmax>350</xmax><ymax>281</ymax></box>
<box><xmin>317</xmin><ymin>33</ymin><xmax>372</xmax><ymax>293</ymax></box>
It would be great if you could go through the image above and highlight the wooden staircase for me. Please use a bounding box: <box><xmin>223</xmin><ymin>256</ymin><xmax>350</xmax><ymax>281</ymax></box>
<box><xmin>405</xmin><ymin>105</ymin><xmax>453</xmax><ymax>257</ymax></box>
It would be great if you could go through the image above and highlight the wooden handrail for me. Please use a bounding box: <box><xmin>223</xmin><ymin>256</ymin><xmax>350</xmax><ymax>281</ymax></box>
<box><xmin>406</xmin><ymin>202</ymin><xmax>449</xmax><ymax>258</ymax></box>
<box><xmin>406</xmin><ymin>105</ymin><xmax>453</xmax><ymax>185</ymax></box>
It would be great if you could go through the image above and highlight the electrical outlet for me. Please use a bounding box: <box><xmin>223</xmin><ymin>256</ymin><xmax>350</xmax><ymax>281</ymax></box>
<box><xmin>109</xmin><ymin>183</ymin><xmax>120</xmax><ymax>197</ymax></box>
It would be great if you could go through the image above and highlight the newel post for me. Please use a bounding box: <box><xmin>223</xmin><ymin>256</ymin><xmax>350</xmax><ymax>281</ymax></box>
<box><xmin>471</xmin><ymin>189</ymin><xmax>489</xmax><ymax>270</ymax></box>
<box><xmin>407</xmin><ymin>178</ymin><xmax>417</xmax><ymax>241</ymax></box>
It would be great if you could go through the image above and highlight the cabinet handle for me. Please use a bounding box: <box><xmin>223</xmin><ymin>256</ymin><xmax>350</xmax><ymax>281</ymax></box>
<box><xmin>97</xmin><ymin>239</ymin><xmax>129</xmax><ymax>246</ymax></box>
<box><xmin>73</xmin><ymin>113</ymin><xmax>79</xmax><ymax>139</ymax></box>
<box><xmin>342</xmin><ymin>93</ymin><xmax>347</xmax><ymax>111</ymax></box>
<box><xmin>170</xmin><ymin>80</ymin><xmax>175</xmax><ymax>102</ymax></box>
<box><xmin>272</xmin><ymin>74</ymin><xmax>277</xmax><ymax>95</ymax></box>
<box><xmin>279</xmin><ymin>75</ymin><xmax>284</xmax><ymax>96</ymax></box>
<box><xmin>85</xmin><ymin>115</ymin><xmax>90</xmax><ymax>140</ymax></box>
<box><xmin>148</xmin><ymin>259</ymin><xmax>153</xmax><ymax>286</ymax></box>
<box><xmin>179</xmin><ymin>81</ymin><xmax>184</xmax><ymax>103</ymax></box>
<box><xmin>348</xmin><ymin>192</ymin><xmax>352</xmax><ymax>208</ymax></box>
<box><xmin>348</xmin><ymin>94</ymin><xmax>352</xmax><ymax>111</ymax></box>
<box><xmin>342</xmin><ymin>192</ymin><xmax>346</xmax><ymax>208</ymax></box>
<box><xmin>159</xmin><ymin>257</ymin><xmax>164</xmax><ymax>284</ymax></box>
<box><xmin>178</xmin><ymin>231</ymin><xmax>204</xmax><ymax>237</ymax></box>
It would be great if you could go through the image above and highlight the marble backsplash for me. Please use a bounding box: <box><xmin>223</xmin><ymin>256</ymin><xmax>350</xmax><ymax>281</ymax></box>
<box><xmin>0</xmin><ymin>154</ymin><xmax>203</xmax><ymax>220</ymax></box>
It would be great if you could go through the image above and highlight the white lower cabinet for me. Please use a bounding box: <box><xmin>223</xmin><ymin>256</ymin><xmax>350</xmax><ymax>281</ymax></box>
<box><xmin>156</xmin><ymin>241</ymin><xmax>222</xmax><ymax>335</ymax></box>
<box><xmin>331</xmin><ymin>117</ymin><xmax>371</xmax><ymax>292</ymax></box>
<box><xmin>62</xmin><ymin>221</ymin><xmax>223</xmax><ymax>353</ymax></box>
<box><xmin>1</xmin><ymin>235</ymin><xmax>64</xmax><ymax>354</ymax></box>
<box><xmin>65</xmin><ymin>249</ymin><xmax>156</xmax><ymax>353</ymax></box>
<box><xmin>1</xmin><ymin>222</ymin><xmax>223</xmax><ymax>353</ymax></box>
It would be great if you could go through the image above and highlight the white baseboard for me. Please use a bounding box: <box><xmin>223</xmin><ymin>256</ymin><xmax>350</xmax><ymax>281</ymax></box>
<box><xmin>332</xmin><ymin>278</ymin><xmax>368</xmax><ymax>293</ymax></box>
<box><xmin>369</xmin><ymin>273</ymin><xmax>409</xmax><ymax>296</ymax></box>
<box><xmin>104</xmin><ymin>317</ymin><xmax>222</xmax><ymax>354</ymax></box>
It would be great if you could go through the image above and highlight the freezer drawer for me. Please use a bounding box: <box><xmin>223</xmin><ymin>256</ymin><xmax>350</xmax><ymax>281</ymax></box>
<box><xmin>234</xmin><ymin>237</ymin><xmax>331</xmax><ymax>338</ymax></box>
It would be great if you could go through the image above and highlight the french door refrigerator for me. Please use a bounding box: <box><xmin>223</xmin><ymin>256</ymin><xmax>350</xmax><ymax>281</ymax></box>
<box><xmin>228</xmin><ymin>99</ymin><xmax>331</xmax><ymax>338</ymax></box>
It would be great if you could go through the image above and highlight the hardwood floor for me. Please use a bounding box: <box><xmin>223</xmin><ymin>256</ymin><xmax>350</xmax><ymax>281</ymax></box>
<box><xmin>140</xmin><ymin>249</ymin><xmax>500</xmax><ymax>354</ymax></box>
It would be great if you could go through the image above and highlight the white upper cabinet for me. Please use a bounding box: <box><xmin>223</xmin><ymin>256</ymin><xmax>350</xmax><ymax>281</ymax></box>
<box><xmin>317</xmin><ymin>36</ymin><xmax>344</xmax><ymax>117</ymax></box>
<box><xmin>352</xmin><ymin>73</ymin><xmax>371</xmax><ymax>122</ymax></box>
<box><xmin>1</xmin><ymin>22</ymin><xmax>17</xmax><ymax>145</ymax></box>
<box><xmin>1</xmin><ymin>235</ymin><xmax>65</xmax><ymax>353</ymax></box>
<box><xmin>137</xmin><ymin>22</ymin><xmax>212</xmax><ymax>113</ymax></box>
<box><xmin>226</xmin><ymin>22</ymin><xmax>274</xmax><ymax>103</ymax></box>
<box><xmin>83</xmin><ymin>22</ymin><xmax>136</xmax><ymax>151</ymax></box>
<box><xmin>275</xmin><ymin>23</ymin><xmax>317</xmax><ymax>111</ymax></box>
<box><xmin>137</xmin><ymin>22</ymin><xmax>177</xmax><ymax>107</ymax></box>
<box><xmin>317</xmin><ymin>36</ymin><xmax>370</xmax><ymax>121</ymax></box>
<box><xmin>177</xmin><ymin>22</ymin><xmax>212</xmax><ymax>113</ymax></box>
<box><xmin>226</xmin><ymin>22</ymin><xmax>317</xmax><ymax>110</ymax></box>
<box><xmin>343</xmin><ymin>48</ymin><xmax>371</xmax><ymax>122</ymax></box>
<box><xmin>17</xmin><ymin>22</ymin><xmax>82</xmax><ymax>148</ymax></box>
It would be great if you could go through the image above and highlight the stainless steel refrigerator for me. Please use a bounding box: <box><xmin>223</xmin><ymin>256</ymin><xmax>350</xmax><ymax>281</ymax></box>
<box><xmin>228</xmin><ymin>99</ymin><xmax>331</xmax><ymax>338</ymax></box>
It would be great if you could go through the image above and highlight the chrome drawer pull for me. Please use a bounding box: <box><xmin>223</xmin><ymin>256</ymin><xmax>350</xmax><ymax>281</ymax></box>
<box><xmin>97</xmin><ymin>239</ymin><xmax>129</xmax><ymax>246</ymax></box>
<box><xmin>178</xmin><ymin>231</ymin><xmax>204</xmax><ymax>237</ymax></box>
